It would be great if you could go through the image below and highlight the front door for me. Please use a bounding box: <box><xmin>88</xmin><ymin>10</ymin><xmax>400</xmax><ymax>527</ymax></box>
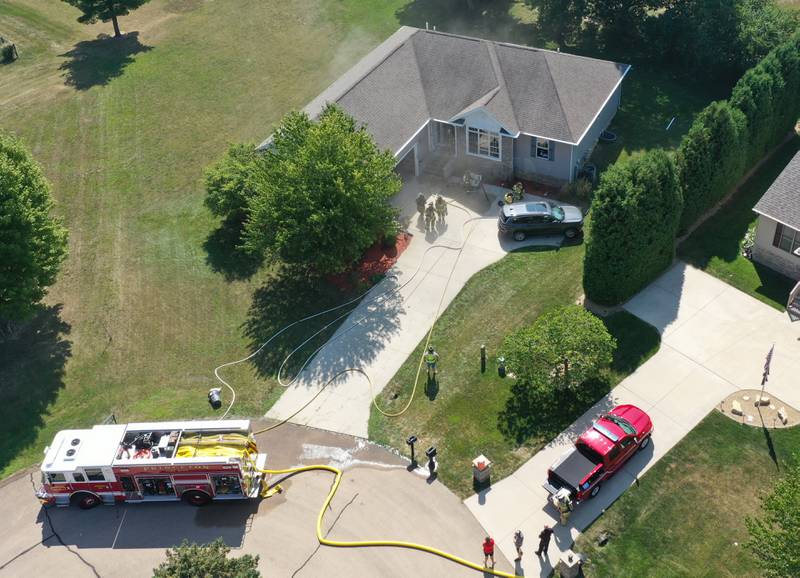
<box><xmin>435</xmin><ymin>123</ymin><xmax>455</xmax><ymax>152</ymax></box>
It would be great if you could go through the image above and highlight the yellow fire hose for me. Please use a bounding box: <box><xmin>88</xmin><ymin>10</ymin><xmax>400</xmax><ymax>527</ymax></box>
<box><xmin>239</xmin><ymin>203</ymin><xmax>520</xmax><ymax>575</ymax></box>
<box><xmin>257</xmin><ymin>463</ymin><xmax>520</xmax><ymax>578</ymax></box>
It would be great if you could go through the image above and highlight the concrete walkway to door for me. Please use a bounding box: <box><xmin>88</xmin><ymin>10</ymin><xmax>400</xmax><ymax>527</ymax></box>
<box><xmin>266</xmin><ymin>176</ymin><xmax>564</xmax><ymax>438</ymax></box>
<box><xmin>464</xmin><ymin>262</ymin><xmax>800</xmax><ymax>577</ymax></box>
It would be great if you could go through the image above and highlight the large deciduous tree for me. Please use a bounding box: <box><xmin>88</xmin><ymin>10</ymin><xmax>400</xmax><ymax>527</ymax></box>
<box><xmin>62</xmin><ymin>0</ymin><xmax>151</xmax><ymax>37</ymax></box>
<box><xmin>745</xmin><ymin>458</ymin><xmax>800</xmax><ymax>578</ymax></box>
<box><xmin>502</xmin><ymin>305</ymin><xmax>615</xmax><ymax>391</ymax></box>
<box><xmin>243</xmin><ymin>104</ymin><xmax>401</xmax><ymax>274</ymax></box>
<box><xmin>0</xmin><ymin>132</ymin><xmax>68</xmax><ymax>323</ymax></box>
<box><xmin>153</xmin><ymin>539</ymin><xmax>260</xmax><ymax>578</ymax></box>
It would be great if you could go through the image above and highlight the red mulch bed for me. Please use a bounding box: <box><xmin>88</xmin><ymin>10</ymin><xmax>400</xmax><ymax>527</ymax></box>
<box><xmin>327</xmin><ymin>232</ymin><xmax>413</xmax><ymax>292</ymax></box>
<box><xmin>496</xmin><ymin>177</ymin><xmax>561</xmax><ymax>198</ymax></box>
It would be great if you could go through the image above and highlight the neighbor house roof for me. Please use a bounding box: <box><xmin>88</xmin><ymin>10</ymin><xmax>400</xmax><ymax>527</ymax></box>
<box><xmin>753</xmin><ymin>151</ymin><xmax>800</xmax><ymax>231</ymax></box>
<box><xmin>259</xmin><ymin>27</ymin><xmax>630</xmax><ymax>154</ymax></box>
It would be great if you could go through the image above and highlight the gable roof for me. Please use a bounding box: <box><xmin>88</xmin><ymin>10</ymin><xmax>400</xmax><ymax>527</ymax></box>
<box><xmin>753</xmin><ymin>150</ymin><xmax>800</xmax><ymax>231</ymax></box>
<box><xmin>259</xmin><ymin>26</ymin><xmax>630</xmax><ymax>153</ymax></box>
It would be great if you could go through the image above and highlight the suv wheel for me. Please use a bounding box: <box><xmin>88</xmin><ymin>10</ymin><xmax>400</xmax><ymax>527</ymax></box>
<box><xmin>513</xmin><ymin>231</ymin><xmax>526</xmax><ymax>241</ymax></box>
<box><xmin>589</xmin><ymin>484</ymin><xmax>601</xmax><ymax>499</ymax></box>
<box><xmin>564</xmin><ymin>228</ymin><xmax>579</xmax><ymax>239</ymax></box>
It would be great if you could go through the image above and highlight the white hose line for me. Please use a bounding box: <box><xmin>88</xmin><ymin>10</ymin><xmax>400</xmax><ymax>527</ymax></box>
<box><xmin>215</xmin><ymin>200</ymin><xmax>491</xmax><ymax>420</ymax></box>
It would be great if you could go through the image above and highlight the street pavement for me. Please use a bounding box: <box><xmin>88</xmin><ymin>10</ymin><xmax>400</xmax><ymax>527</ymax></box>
<box><xmin>267</xmin><ymin>177</ymin><xmax>563</xmax><ymax>437</ymax></box>
<box><xmin>464</xmin><ymin>262</ymin><xmax>800</xmax><ymax>576</ymax></box>
<box><xmin>0</xmin><ymin>421</ymin><xmax>512</xmax><ymax>577</ymax></box>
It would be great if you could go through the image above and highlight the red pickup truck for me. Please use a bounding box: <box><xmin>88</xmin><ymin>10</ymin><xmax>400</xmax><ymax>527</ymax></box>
<box><xmin>544</xmin><ymin>404</ymin><xmax>653</xmax><ymax>502</ymax></box>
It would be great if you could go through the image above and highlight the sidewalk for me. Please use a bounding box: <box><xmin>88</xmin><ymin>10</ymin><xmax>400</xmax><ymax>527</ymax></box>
<box><xmin>464</xmin><ymin>262</ymin><xmax>799</xmax><ymax>576</ymax></box>
<box><xmin>266</xmin><ymin>177</ymin><xmax>562</xmax><ymax>437</ymax></box>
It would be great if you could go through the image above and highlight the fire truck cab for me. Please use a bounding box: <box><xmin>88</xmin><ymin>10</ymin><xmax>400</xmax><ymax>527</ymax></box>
<box><xmin>36</xmin><ymin>420</ymin><xmax>267</xmax><ymax>509</ymax></box>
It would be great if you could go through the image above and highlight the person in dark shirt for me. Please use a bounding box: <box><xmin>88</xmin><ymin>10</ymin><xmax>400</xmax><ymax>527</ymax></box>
<box><xmin>536</xmin><ymin>525</ymin><xmax>554</xmax><ymax>557</ymax></box>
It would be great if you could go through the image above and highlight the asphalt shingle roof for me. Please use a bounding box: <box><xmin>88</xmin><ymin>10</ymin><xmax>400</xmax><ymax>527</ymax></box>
<box><xmin>753</xmin><ymin>151</ymin><xmax>800</xmax><ymax>231</ymax></box>
<box><xmin>259</xmin><ymin>27</ymin><xmax>629</xmax><ymax>152</ymax></box>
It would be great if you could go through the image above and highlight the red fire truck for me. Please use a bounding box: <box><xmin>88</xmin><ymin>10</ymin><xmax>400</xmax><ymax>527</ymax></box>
<box><xmin>35</xmin><ymin>420</ymin><xmax>267</xmax><ymax>509</ymax></box>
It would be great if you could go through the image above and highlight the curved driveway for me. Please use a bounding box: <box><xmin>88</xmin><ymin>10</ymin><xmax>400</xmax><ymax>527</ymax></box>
<box><xmin>267</xmin><ymin>178</ymin><xmax>564</xmax><ymax>437</ymax></box>
<box><xmin>465</xmin><ymin>262</ymin><xmax>800</xmax><ymax>576</ymax></box>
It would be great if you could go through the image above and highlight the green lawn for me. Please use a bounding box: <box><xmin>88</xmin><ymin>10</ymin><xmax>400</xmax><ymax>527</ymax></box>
<box><xmin>678</xmin><ymin>136</ymin><xmax>800</xmax><ymax>311</ymax></box>
<box><xmin>0</xmin><ymin>0</ymin><xmax>723</xmax><ymax>479</ymax></box>
<box><xmin>368</xmin><ymin>242</ymin><xmax>661</xmax><ymax>497</ymax></box>
<box><xmin>577</xmin><ymin>411</ymin><xmax>800</xmax><ymax>578</ymax></box>
<box><xmin>0</xmin><ymin>0</ymin><xmax>409</xmax><ymax>477</ymax></box>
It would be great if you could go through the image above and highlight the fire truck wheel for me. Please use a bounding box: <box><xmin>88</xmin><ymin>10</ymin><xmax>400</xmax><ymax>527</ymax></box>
<box><xmin>589</xmin><ymin>484</ymin><xmax>601</xmax><ymax>499</ymax></box>
<box><xmin>182</xmin><ymin>490</ymin><xmax>212</xmax><ymax>506</ymax></box>
<box><xmin>73</xmin><ymin>493</ymin><xmax>101</xmax><ymax>510</ymax></box>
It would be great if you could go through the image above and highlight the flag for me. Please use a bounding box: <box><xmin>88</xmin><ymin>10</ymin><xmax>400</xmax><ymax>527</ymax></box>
<box><xmin>762</xmin><ymin>344</ymin><xmax>774</xmax><ymax>386</ymax></box>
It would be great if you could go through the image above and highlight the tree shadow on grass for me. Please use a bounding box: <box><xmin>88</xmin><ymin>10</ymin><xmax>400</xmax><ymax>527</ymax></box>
<box><xmin>0</xmin><ymin>305</ymin><xmax>71</xmax><ymax>472</ymax></box>
<box><xmin>203</xmin><ymin>215</ymin><xmax>264</xmax><ymax>281</ymax></box>
<box><xmin>59</xmin><ymin>32</ymin><xmax>152</xmax><ymax>90</ymax></box>
<box><xmin>243</xmin><ymin>267</ymin><xmax>360</xmax><ymax>380</ymax></box>
<box><xmin>499</xmin><ymin>377</ymin><xmax>613</xmax><ymax>445</ymax></box>
<box><xmin>244</xmin><ymin>267</ymin><xmax>403</xmax><ymax>386</ymax></box>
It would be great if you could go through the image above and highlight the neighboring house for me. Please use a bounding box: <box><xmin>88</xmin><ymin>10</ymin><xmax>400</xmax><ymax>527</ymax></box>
<box><xmin>259</xmin><ymin>26</ymin><xmax>630</xmax><ymax>185</ymax></box>
<box><xmin>752</xmin><ymin>150</ymin><xmax>800</xmax><ymax>281</ymax></box>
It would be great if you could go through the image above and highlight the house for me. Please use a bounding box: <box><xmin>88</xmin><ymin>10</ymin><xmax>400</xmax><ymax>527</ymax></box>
<box><xmin>259</xmin><ymin>27</ymin><xmax>630</xmax><ymax>185</ymax></box>
<box><xmin>752</xmin><ymin>150</ymin><xmax>800</xmax><ymax>281</ymax></box>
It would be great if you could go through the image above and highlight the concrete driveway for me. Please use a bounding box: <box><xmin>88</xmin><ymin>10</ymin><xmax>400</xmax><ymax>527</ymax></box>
<box><xmin>0</xmin><ymin>422</ymin><xmax>511</xmax><ymax>577</ymax></box>
<box><xmin>465</xmin><ymin>262</ymin><xmax>799</xmax><ymax>576</ymax></box>
<box><xmin>267</xmin><ymin>176</ymin><xmax>566</xmax><ymax>438</ymax></box>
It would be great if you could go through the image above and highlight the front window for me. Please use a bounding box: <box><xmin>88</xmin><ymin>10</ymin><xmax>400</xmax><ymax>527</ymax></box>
<box><xmin>773</xmin><ymin>222</ymin><xmax>800</xmax><ymax>256</ymax></box>
<box><xmin>47</xmin><ymin>473</ymin><xmax>66</xmax><ymax>484</ymax></box>
<box><xmin>534</xmin><ymin>138</ymin><xmax>551</xmax><ymax>160</ymax></box>
<box><xmin>467</xmin><ymin>127</ymin><xmax>500</xmax><ymax>160</ymax></box>
<box><xmin>551</xmin><ymin>206</ymin><xmax>565</xmax><ymax>221</ymax></box>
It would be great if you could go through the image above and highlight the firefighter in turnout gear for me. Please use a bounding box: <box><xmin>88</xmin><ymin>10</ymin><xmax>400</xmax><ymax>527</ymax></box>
<box><xmin>416</xmin><ymin>192</ymin><xmax>426</xmax><ymax>216</ymax></box>
<box><xmin>425</xmin><ymin>346</ymin><xmax>439</xmax><ymax>379</ymax></box>
<box><xmin>424</xmin><ymin>202</ymin><xmax>436</xmax><ymax>231</ymax></box>
<box><xmin>434</xmin><ymin>195</ymin><xmax>448</xmax><ymax>222</ymax></box>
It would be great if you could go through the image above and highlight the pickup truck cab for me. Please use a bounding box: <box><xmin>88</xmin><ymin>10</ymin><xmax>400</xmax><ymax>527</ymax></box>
<box><xmin>544</xmin><ymin>404</ymin><xmax>653</xmax><ymax>503</ymax></box>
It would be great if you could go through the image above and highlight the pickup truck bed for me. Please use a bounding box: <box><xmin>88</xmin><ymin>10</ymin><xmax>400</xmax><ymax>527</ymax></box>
<box><xmin>545</xmin><ymin>449</ymin><xmax>597</xmax><ymax>493</ymax></box>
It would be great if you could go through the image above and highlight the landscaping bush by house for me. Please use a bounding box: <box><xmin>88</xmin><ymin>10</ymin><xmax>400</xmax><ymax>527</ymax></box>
<box><xmin>676</xmin><ymin>101</ymin><xmax>747</xmax><ymax>232</ymax></box>
<box><xmin>583</xmin><ymin>149</ymin><xmax>682</xmax><ymax>306</ymax></box>
<box><xmin>679</xmin><ymin>29</ymin><xmax>800</xmax><ymax>233</ymax></box>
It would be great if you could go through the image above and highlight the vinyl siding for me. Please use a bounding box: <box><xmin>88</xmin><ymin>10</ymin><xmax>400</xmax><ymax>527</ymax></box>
<box><xmin>752</xmin><ymin>215</ymin><xmax>800</xmax><ymax>281</ymax></box>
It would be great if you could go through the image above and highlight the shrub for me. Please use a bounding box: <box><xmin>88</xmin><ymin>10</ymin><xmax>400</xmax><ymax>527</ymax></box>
<box><xmin>676</xmin><ymin>101</ymin><xmax>747</xmax><ymax>232</ymax></box>
<box><xmin>561</xmin><ymin>177</ymin><xmax>592</xmax><ymax>201</ymax></box>
<box><xmin>153</xmin><ymin>539</ymin><xmax>260</xmax><ymax>578</ymax></box>
<box><xmin>1</xmin><ymin>43</ymin><xmax>16</xmax><ymax>63</ymax></box>
<box><xmin>501</xmin><ymin>305</ymin><xmax>616</xmax><ymax>391</ymax></box>
<box><xmin>730</xmin><ymin>30</ymin><xmax>800</xmax><ymax>166</ymax></box>
<box><xmin>584</xmin><ymin>149</ymin><xmax>682</xmax><ymax>305</ymax></box>
<box><xmin>499</xmin><ymin>305</ymin><xmax>616</xmax><ymax>442</ymax></box>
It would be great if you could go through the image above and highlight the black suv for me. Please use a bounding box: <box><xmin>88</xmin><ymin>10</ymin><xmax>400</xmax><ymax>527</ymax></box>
<box><xmin>498</xmin><ymin>201</ymin><xmax>583</xmax><ymax>241</ymax></box>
